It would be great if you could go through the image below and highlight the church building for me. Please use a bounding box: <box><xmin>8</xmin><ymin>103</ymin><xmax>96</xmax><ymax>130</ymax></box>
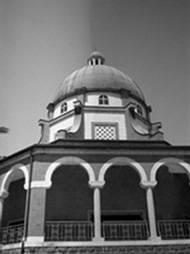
<box><xmin>1</xmin><ymin>51</ymin><xmax>190</xmax><ymax>254</ymax></box>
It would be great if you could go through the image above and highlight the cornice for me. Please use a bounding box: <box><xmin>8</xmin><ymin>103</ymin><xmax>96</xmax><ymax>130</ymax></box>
<box><xmin>1</xmin><ymin>141</ymin><xmax>190</xmax><ymax>168</ymax></box>
<box><xmin>0</xmin><ymin>149</ymin><xmax>31</xmax><ymax>169</ymax></box>
<box><xmin>49</xmin><ymin>109</ymin><xmax>75</xmax><ymax>126</ymax></box>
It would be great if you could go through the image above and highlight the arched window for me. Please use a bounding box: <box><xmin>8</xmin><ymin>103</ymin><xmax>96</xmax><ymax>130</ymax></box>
<box><xmin>60</xmin><ymin>102</ymin><xmax>67</xmax><ymax>114</ymax></box>
<box><xmin>99</xmin><ymin>95</ymin><xmax>109</xmax><ymax>105</ymax></box>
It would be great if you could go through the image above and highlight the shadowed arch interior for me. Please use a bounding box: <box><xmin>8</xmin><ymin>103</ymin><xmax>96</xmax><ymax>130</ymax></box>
<box><xmin>45</xmin><ymin>165</ymin><xmax>93</xmax><ymax>221</ymax></box>
<box><xmin>2</xmin><ymin>178</ymin><xmax>26</xmax><ymax>227</ymax></box>
<box><xmin>154</xmin><ymin>165</ymin><xmax>190</xmax><ymax>220</ymax></box>
<box><xmin>101</xmin><ymin>165</ymin><xmax>147</xmax><ymax>221</ymax></box>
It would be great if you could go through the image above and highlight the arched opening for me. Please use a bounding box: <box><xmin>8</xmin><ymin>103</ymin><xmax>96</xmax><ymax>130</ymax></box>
<box><xmin>99</xmin><ymin>94</ymin><xmax>109</xmax><ymax>105</ymax></box>
<box><xmin>154</xmin><ymin>164</ymin><xmax>190</xmax><ymax>239</ymax></box>
<box><xmin>45</xmin><ymin>165</ymin><xmax>93</xmax><ymax>241</ymax></box>
<box><xmin>60</xmin><ymin>102</ymin><xmax>67</xmax><ymax>114</ymax></box>
<box><xmin>2</xmin><ymin>177</ymin><xmax>26</xmax><ymax>244</ymax></box>
<box><xmin>101</xmin><ymin>165</ymin><xmax>148</xmax><ymax>240</ymax></box>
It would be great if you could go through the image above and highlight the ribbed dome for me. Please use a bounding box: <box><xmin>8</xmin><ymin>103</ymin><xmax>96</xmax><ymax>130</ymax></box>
<box><xmin>53</xmin><ymin>52</ymin><xmax>145</xmax><ymax>104</ymax></box>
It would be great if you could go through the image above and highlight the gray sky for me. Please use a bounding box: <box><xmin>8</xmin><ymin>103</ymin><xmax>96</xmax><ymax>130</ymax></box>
<box><xmin>0</xmin><ymin>0</ymin><xmax>189</xmax><ymax>156</ymax></box>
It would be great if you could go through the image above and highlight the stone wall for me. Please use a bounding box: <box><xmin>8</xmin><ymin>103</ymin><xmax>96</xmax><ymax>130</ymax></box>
<box><xmin>2</xmin><ymin>245</ymin><xmax>190</xmax><ymax>254</ymax></box>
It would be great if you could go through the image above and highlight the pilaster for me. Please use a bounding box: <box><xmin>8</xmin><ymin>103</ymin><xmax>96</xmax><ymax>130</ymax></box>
<box><xmin>26</xmin><ymin>186</ymin><xmax>46</xmax><ymax>242</ymax></box>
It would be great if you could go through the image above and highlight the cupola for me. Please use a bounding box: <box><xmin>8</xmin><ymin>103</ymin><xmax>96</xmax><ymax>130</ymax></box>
<box><xmin>39</xmin><ymin>52</ymin><xmax>163</xmax><ymax>144</ymax></box>
<box><xmin>87</xmin><ymin>51</ymin><xmax>105</xmax><ymax>66</ymax></box>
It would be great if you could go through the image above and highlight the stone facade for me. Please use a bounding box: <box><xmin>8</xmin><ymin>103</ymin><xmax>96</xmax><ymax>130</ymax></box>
<box><xmin>2</xmin><ymin>245</ymin><xmax>190</xmax><ymax>254</ymax></box>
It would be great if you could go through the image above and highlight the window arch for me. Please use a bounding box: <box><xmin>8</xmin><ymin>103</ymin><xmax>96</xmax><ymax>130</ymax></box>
<box><xmin>60</xmin><ymin>102</ymin><xmax>67</xmax><ymax>114</ymax></box>
<box><xmin>99</xmin><ymin>94</ymin><xmax>109</xmax><ymax>105</ymax></box>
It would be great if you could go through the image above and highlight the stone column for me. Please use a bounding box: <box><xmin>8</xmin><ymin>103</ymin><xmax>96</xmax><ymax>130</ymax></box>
<box><xmin>0</xmin><ymin>191</ymin><xmax>9</xmax><ymax>245</ymax></box>
<box><xmin>0</xmin><ymin>191</ymin><xmax>9</xmax><ymax>228</ymax></box>
<box><xmin>89</xmin><ymin>181</ymin><xmax>105</xmax><ymax>241</ymax></box>
<box><xmin>0</xmin><ymin>198</ymin><xmax>4</xmax><ymax>229</ymax></box>
<box><xmin>141</xmin><ymin>181</ymin><xmax>160</xmax><ymax>241</ymax></box>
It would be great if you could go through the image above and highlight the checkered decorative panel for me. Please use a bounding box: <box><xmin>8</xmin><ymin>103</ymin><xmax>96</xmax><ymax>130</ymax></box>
<box><xmin>94</xmin><ymin>125</ymin><xmax>117</xmax><ymax>140</ymax></box>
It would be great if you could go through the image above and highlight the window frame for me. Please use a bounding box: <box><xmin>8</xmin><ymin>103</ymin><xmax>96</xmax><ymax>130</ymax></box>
<box><xmin>60</xmin><ymin>102</ymin><xmax>68</xmax><ymax>114</ymax></box>
<box><xmin>99</xmin><ymin>94</ymin><xmax>109</xmax><ymax>105</ymax></box>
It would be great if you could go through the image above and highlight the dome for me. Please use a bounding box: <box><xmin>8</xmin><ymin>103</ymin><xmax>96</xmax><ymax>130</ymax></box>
<box><xmin>53</xmin><ymin>52</ymin><xmax>145</xmax><ymax>104</ymax></box>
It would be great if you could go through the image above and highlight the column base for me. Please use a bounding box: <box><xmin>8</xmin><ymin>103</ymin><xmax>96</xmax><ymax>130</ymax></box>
<box><xmin>26</xmin><ymin>236</ymin><xmax>44</xmax><ymax>243</ymax></box>
<box><xmin>93</xmin><ymin>237</ymin><xmax>105</xmax><ymax>242</ymax></box>
<box><xmin>148</xmin><ymin>235</ymin><xmax>162</xmax><ymax>241</ymax></box>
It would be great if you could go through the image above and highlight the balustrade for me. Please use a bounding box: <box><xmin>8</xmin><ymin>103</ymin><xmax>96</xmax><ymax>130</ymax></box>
<box><xmin>102</xmin><ymin>221</ymin><xmax>149</xmax><ymax>240</ymax></box>
<box><xmin>1</xmin><ymin>224</ymin><xmax>24</xmax><ymax>245</ymax></box>
<box><xmin>45</xmin><ymin>221</ymin><xmax>93</xmax><ymax>241</ymax></box>
<box><xmin>2</xmin><ymin>220</ymin><xmax>190</xmax><ymax>244</ymax></box>
<box><xmin>45</xmin><ymin>220</ymin><xmax>149</xmax><ymax>241</ymax></box>
<box><xmin>158</xmin><ymin>220</ymin><xmax>190</xmax><ymax>239</ymax></box>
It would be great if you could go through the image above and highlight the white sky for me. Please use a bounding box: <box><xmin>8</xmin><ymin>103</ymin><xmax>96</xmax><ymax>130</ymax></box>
<box><xmin>0</xmin><ymin>0</ymin><xmax>189</xmax><ymax>156</ymax></box>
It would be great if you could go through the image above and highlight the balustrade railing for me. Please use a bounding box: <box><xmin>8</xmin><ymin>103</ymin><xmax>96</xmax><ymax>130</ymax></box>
<box><xmin>102</xmin><ymin>221</ymin><xmax>149</xmax><ymax>240</ymax></box>
<box><xmin>158</xmin><ymin>220</ymin><xmax>190</xmax><ymax>239</ymax></box>
<box><xmin>1</xmin><ymin>224</ymin><xmax>24</xmax><ymax>245</ymax></box>
<box><xmin>45</xmin><ymin>220</ymin><xmax>149</xmax><ymax>241</ymax></box>
<box><xmin>2</xmin><ymin>220</ymin><xmax>190</xmax><ymax>244</ymax></box>
<box><xmin>45</xmin><ymin>221</ymin><xmax>93</xmax><ymax>241</ymax></box>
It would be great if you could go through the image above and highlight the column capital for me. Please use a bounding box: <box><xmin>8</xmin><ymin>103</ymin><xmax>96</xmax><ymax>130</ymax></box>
<box><xmin>88</xmin><ymin>181</ymin><xmax>105</xmax><ymax>189</ymax></box>
<box><xmin>0</xmin><ymin>190</ymin><xmax>9</xmax><ymax>199</ymax></box>
<box><xmin>30</xmin><ymin>180</ymin><xmax>52</xmax><ymax>189</ymax></box>
<box><xmin>140</xmin><ymin>180</ymin><xmax>157</xmax><ymax>189</ymax></box>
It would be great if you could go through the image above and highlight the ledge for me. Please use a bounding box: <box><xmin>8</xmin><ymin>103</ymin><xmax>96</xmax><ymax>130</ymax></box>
<box><xmin>2</xmin><ymin>238</ymin><xmax>190</xmax><ymax>250</ymax></box>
